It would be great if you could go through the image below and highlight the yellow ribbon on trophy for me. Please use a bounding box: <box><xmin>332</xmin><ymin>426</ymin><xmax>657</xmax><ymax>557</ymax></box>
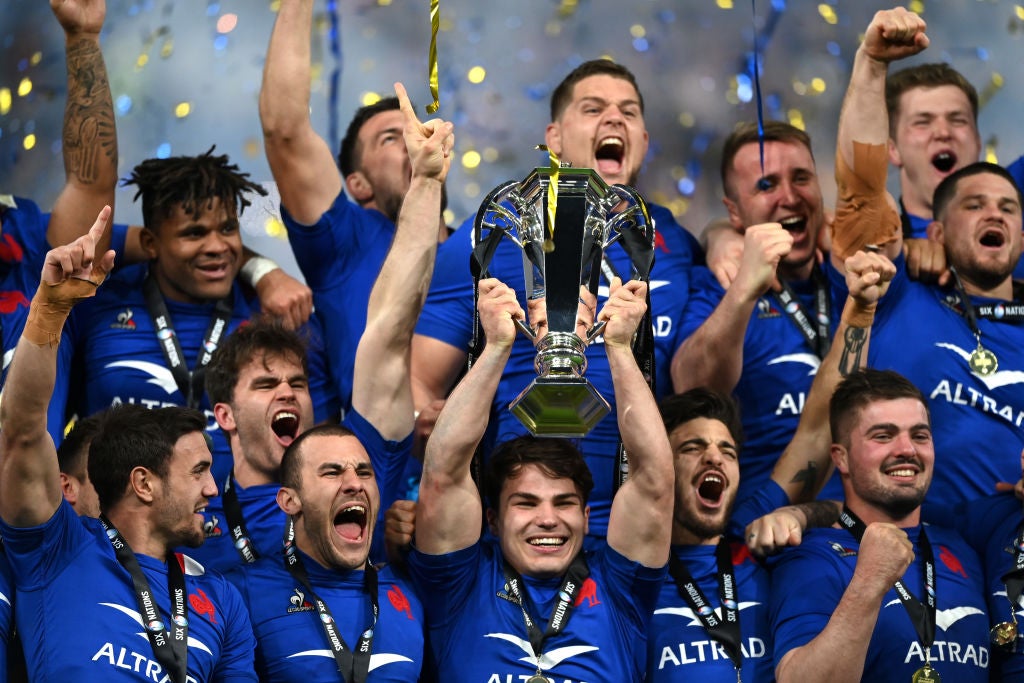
<box><xmin>425</xmin><ymin>0</ymin><xmax>440</xmax><ymax>114</ymax></box>
<box><xmin>536</xmin><ymin>145</ymin><xmax>559</xmax><ymax>252</ymax></box>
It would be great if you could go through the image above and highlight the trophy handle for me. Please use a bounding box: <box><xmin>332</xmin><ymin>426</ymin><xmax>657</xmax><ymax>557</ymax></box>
<box><xmin>515</xmin><ymin>319</ymin><xmax>606</xmax><ymax>344</ymax></box>
<box><xmin>584</xmin><ymin>320</ymin><xmax>606</xmax><ymax>344</ymax></box>
<box><xmin>514</xmin><ymin>318</ymin><xmax>538</xmax><ymax>341</ymax></box>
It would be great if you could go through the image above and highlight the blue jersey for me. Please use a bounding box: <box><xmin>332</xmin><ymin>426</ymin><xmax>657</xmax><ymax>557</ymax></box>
<box><xmin>676</xmin><ymin>266</ymin><xmax>845</xmax><ymax>503</ymax></box>
<box><xmin>407</xmin><ymin>538</ymin><xmax>665</xmax><ymax>683</ymax></box>
<box><xmin>415</xmin><ymin>204</ymin><xmax>697</xmax><ymax>535</ymax></box>
<box><xmin>68</xmin><ymin>263</ymin><xmax>338</xmax><ymax>486</ymax></box>
<box><xmin>188</xmin><ymin>407</ymin><xmax>410</xmax><ymax>571</ymax></box>
<box><xmin>226</xmin><ymin>552</ymin><xmax>423</xmax><ymax>682</ymax></box>
<box><xmin>648</xmin><ymin>540</ymin><xmax>773</xmax><ymax>682</ymax></box>
<box><xmin>0</xmin><ymin>499</ymin><xmax>257</xmax><ymax>682</ymax></box>
<box><xmin>282</xmin><ymin>191</ymin><xmax>397</xmax><ymax>413</ymax></box>
<box><xmin>0</xmin><ymin>550</ymin><xmax>11</xmax><ymax>683</ymax></box>
<box><xmin>770</xmin><ymin>524</ymin><xmax>990</xmax><ymax>682</ymax></box>
<box><xmin>957</xmin><ymin>493</ymin><xmax>1024</xmax><ymax>681</ymax></box>
<box><xmin>826</xmin><ymin>256</ymin><xmax>1024</xmax><ymax>519</ymax></box>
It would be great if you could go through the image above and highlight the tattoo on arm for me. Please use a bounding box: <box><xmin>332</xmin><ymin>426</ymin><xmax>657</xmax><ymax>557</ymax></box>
<box><xmin>838</xmin><ymin>326</ymin><xmax>868</xmax><ymax>377</ymax></box>
<box><xmin>792</xmin><ymin>500</ymin><xmax>842</xmax><ymax>530</ymax></box>
<box><xmin>63</xmin><ymin>39</ymin><xmax>117</xmax><ymax>186</ymax></box>
<box><xmin>789</xmin><ymin>461</ymin><xmax>818</xmax><ymax>500</ymax></box>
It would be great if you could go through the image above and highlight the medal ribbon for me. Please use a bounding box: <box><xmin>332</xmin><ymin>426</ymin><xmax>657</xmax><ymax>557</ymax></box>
<box><xmin>424</xmin><ymin>0</ymin><xmax>440</xmax><ymax>114</ymax></box>
<box><xmin>142</xmin><ymin>272</ymin><xmax>233</xmax><ymax>409</ymax></box>
<box><xmin>283</xmin><ymin>518</ymin><xmax>377</xmax><ymax>683</ymax></box>
<box><xmin>501</xmin><ymin>554</ymin><xmax>589</xmax><ymax>671</ymax></box>
<box><xmin>222</xmin><ymin>474</ymin><xmax>259</xmax><ymax>564</ymax></box>
<box><xmin>536</xmin><ymin>145</ymin><xmax>560</xmax><ymax>250</ymax></box>
<box><xmin>667</xmin><ymin>538</ymin><xmax>743</xmax><ymax>673</ymax></box>
<box><xmin>770</xmin><ymin>264</ymin><xmax>831</xmax><ymax>359</ymax></box>
<box><xmin>1000</xmin><ymin>518</ymin><xmax>1024</xmax><ymax>617</ymax></box>
<box><xmin>101</xmin><ymin>515</ymin><xmax>189</xmax><ymax>683</ymax></box>
<box><xmin>838</xmin><ymin>508</ymin><xmax>936</xmax><ymax>653</ymax></box>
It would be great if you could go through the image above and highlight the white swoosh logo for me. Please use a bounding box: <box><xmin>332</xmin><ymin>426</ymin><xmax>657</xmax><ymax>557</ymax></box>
<box><xmin>287</xmin><ymin>651</ymin><xmax>413</xmax><ymax>671</ymax></box>
<box><xmin>596</xmin><ymin>280</ymin><xmax>670</xmax><ymax>299</ymax></box>
<box><xmin>883</xmin><ymin>599</ymin><xmax>984</xmax><ymax>630</ymax></box>
<box><xmin>106</xmin><ymin>360</ymin><xmax>180</xmax><ymax>395</ymax></box>
<box><xmin>2</xmin><ymin>348</ymin><xmax>13</xmax><ymax>371</ymax></box>
<box><xmin>935</xmin><ymin>343</ymin><xmax>1024</xmax><ymax>390</ymax></box>
<box><xmin>767</xmin><ymin>353</ymin><xmax>821</xmax><ymax>376</ymax></box>
<box><xmin>485</xmin><ymin>632</ymin><xmax>598</xmax><ymax>668</ymax></box>
<box><xmin>654</xmin><ymin>601</ymin><xmax>761</xmax><ymax>627</ymax></box>
<box><xmin>0</xmin><ymin>592</ymin><xmax>9</xmax><ymax>608</ymax></box>
<box><xmin>100</xmin><ymin>602</ymin><xmax>214</xmax><ymax>655</ymax></box>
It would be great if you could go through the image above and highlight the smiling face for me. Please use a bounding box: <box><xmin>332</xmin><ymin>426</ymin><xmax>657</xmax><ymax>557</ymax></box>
<box><xmin>545</xmin><ymin>74</ymin><xmax>649</xmax><ymax>187</ymax></box>
<box><xmin>668</xmin><ymin>417</ymin><xmax>740</xmax><ymax>545</ymax></box>
<box><xmin>889</xmin><ymin>85</ymin><xmax>981</xmax><ymax>216</ymax></box>
<box><xmin>141</xmin><ymin>196</ymin><xmax>242</xmax><ymax>303</ymax></box>
<box><xmin>279</xmin><ymin>433</ymin><xmax>378</xmax><ymax>571</ymax></box>
<box><xmin>833</xmin><ymin>398</ymin><xmax>933</xmax><ymax>525</ymax></box>
<box><xmin>724</xmin><ymin>139</ymin><xmax>825</xmax><ymax>281</ymax></box>
<box><xmin>152</xmin><ymin>431</ymin><xmax>218</xmax><ymax>548</ymax></box>
<box><xmin>488</xmin><ymin>464</ymin><xmax>590</xmax><ymax>580</ymax></box>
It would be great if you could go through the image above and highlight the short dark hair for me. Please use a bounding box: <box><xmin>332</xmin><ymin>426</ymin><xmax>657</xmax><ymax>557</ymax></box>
<box><xmin>549</xmin><ymin>59</ymin><xmax>644</xmax><ymax>122</ymax></box>
<box><xmin>829</xmin><ymin>369</ymin><xmax>928</xmax><ymax>447</ymax></box>
<box><xmin>886</xmin><ymin>63</ymin><xmax>978</xmax><ymax>138</ymax></box>
<box><xmin>57</xmin><ymin>413</ymin><xmax>104</xmax><ymax>479</ymax></box>
<box><xmin>659</xmin><ymin>388</ymin><xmax>744</xmax><ymax>450</ymax></box>
<box><xmin>279</xmin><ymin>423</ymin><xmax>358</xmax><ymax>491</ymax></box>
<box><xmin>720</xmin><ymin>121</ymin><xmax>814</xmax><ymax>199</ymax></box>
<box><xmin>932</xmin><ymin>161</ymin><xmax>1023</xmax><ymax>222</ymax></box>
<box><xmin>483</xmin><ymin>436</ymin><xmax>594</xmax><ymax>510</ymax></box>
<box><xmin>338</xmin><ymin>97</ymin><xmax>401</xmax><ymax>178</ymax></box>
<box><xmin>122</xmin><ymin>146</ymin><xmax>267</xmax><ymax>230</ymax></box>
<box><xmin>205</xmin><ymin>318</ymin><xmax>310</xmax><ymax>407</ymax></box>
<box><xmin>88</xmin><ymin>404</ymin><xmax>209</xmax><ymax>512</ymax></box>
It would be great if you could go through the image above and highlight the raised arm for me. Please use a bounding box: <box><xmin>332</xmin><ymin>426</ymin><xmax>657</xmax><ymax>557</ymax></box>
<box><xmin>671</xmin><ymin>222</ymin><xmax>791</xmax><ymax>393</ymax></box>
<box><xmin>0</xmin><ymin>207</ymin><xmax>114</xmax><ymax>527</ymax></box>
<box><xmin>604</xmin><ymin>278</ymin><xmax>673</xmax><ymax>568</ymax></box>
<box><xmin>47</xmin><ymin>0</ymin><xmax>117</xmax><ymax>253</ymax></box>
<box><xmin>832</xmin><ymin>8</ymin><xmax>928</xmax><ymax>269</ymax></box>
<box><xmin>351</xmin><ymin>83</ymin><xmax>453</xmax><ymax>440</ymax></box>
<box><xmin>415</xmin><ymin>279</ymin><xmax>522</xmax><ymax>554</ymax></box>
<box><xmin>260</xmin><ymin>0</ymin><xmax>343</xmax><ymax>224</ymax></box>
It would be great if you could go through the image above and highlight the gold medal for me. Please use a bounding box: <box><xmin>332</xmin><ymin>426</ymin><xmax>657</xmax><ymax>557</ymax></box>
<box><xmin>912</xmin><ymin>664</ymin><xmax>940</xmax><ymax>682</ymax></box>
<box><xmin>526</xmin><ymin>674</ymin><xmax>551</xmax><ymax>683</ymax></box>
<box><xmin>969</xmin><ymin>344</ymin><xmax>998</xmax><ymax>376</ymax></box>
<box><xmin>992</xmin><ymin>620</ymin><xmax>1018</xmax><ymax>649</ymax></box>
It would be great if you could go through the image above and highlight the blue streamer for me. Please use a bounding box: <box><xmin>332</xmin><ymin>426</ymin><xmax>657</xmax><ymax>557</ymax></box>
<box><xmin>326</xmin><ymin>0</ymin><xmax>343</xmax><ymax>148</ymax></box>
<box><xmin>751</xmin><ymin>0</ymin><xmax>770</xmax><ymax>191</ymax></box>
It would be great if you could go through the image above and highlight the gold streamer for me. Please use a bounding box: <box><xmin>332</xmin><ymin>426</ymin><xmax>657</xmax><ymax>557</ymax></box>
<box><xmin>425</xmin><ymin>0</ymin><xmax>440</xmax><ymax>114</ymax></box>
<box><xmin>536</xmin><ymin>145</ymin><xmax>559</xmax><ymax>252</ymax></box>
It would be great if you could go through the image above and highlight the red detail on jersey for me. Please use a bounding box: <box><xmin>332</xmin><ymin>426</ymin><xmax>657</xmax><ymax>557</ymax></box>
<box><xmin>731</xmin><ymin>541</ymin><xmax>754</xmax><ymax>566</ymax></box>
<box><xmin>574</xmin><ymin>577</ymin><xmax>601</xmax><ymax>608</ymax></box>
<box><xmin>939</xmin><ymin>545</ymin><xmax>968</xmax><ymax>578</ymax></box>
<box><xmin>190</xmin><ymin>588</ymin><xmax>218</xmax><ymax>623</ymax></box>
<box><xmin>387</xmin><ymin>585</ymin><xmax>415</xmax><ymax>620</ymax></box>
<box><xmin>0</xmin><ymin>291</ymin><xmax>29</xmax><ymax>314</ymax></box>
<box><xmin>654</xmin><ymin>232</ymin><xmax>669</xmax><ymax>253</ymax></box>
<box><xmin>0</xmin><ymin>235</ymin><xmax>24</xmax><ymax>264</ymax></box>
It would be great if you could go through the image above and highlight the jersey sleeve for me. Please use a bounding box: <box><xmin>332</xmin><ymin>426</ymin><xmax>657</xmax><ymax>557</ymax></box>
<box><xmin>281</xmin><ymin>191</ymin><xmax>358</xmax><ymax>291</ymax></box>
<box><xmin>210</xmin><ymin>574</ymin><xmax>260</xmax><ymax>683</ymax></box>
<box><xmin>406</xmin><ymin>543</ymin><xmax>482</xmax><ymax>628</ymax></box>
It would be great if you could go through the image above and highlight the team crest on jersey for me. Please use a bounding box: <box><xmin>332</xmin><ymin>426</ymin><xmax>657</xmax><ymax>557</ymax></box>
<box><xmin>287</xmin><ymin>588</ymin><xmax>314</xmax><ymax>613</ymax></box>
<box><xmin>202</xmin><ymin>513</ymin><xmax>223</xmax><ymax>538</ymax></box>
<box><xmin>756</xmin><ymin>297</ymin><xmax>781</xmax><ymax>319</ymax></box>
<box><xmin>0</xmin><ymin>290</ymin><xmax>29</xmax><ymax>314</ymax></box>
<box><xmin>190</xmin><ymin>588</ymin><xmax>217</xmax><ymax>623</ymax></box>
<box><xmin>0</xmin><ymin>234</ymin><xmax>24</xmax><ymax>264</ymax></box>
<box><xmin>574</xmin><ymin>577</ymin><xmax>601</xmax><ymax>608</ymax></box>
<box><xmin>110</xmin><ymin>308</ymin><xmax>137</xmax><ymax>330</ymax></box>
<box><xmin>939</xmin><ymin>546</ymin><xmax>968</xmax><ymax>578</ymax></box>
<box><xmin>829</xmin><ymin>541</ymin><xmax>857</xmax><ymax>557</ymax></box>
<box><xmin>388</xmin><ymin>585</ymin><xmax>415</xmax><ymax>619</ymax></box>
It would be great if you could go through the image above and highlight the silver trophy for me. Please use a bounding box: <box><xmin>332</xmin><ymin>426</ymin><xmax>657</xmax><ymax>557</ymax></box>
<box><xmin>472</xmin><ymin>165</ymin><xmax>655</xmax><ymax>438</ymax></box>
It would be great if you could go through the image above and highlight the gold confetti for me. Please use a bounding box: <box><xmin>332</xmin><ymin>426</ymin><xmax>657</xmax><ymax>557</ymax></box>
<box><xmin>461</xmin><ymin>150</ymin><xmax>481</xmax><ymax>170</ymax></box>
<box><xmin>265</xmin><ymin>216</ymin><xmax>286</xmax><ymax>239</ymax></box>
<box><xmin>0</xmin><ymin>88</ymin><xmax>11</xmax><ymax>115</ymax></box>
<box><xmin>818</xmin><ymin>4</ymin><xmax>838</xmax><ymax>24</ymax></box>
<box><xmin>30</xmin><ymin>52</ymin><xmax>42</xmax><ymax>66</ymax></box>
<box><xmin>174</xmin><ymin>102</ymin><xmax>192</xmax><ymax>118</ymax></box>
<box><xmin>17</xmin><ymin>78</ymin><xmax>32</xmax><ymax>97</ymax></box>
<box><xmin>361</xmin><ymin>92</ymin><xmax>381</xmax><ymax>106</ymax></box>
<box><xmin>716</xmin><ymin>0</ymin><xmax>734</xmax><ymax>8</ymax></box>
<box><xmin>467</xmin><ymin>66</ymin><xmax>486</xmax><ymax>84</ymax></box>
<box><xmin>23</xmin><ymin>134</ymin><xmax>36</xmax><ymax>150</ymax></box>
<box><xmin>810</xmin><ymin>78</ymin><xmax>826</xmax><ymax>94</ymax></box>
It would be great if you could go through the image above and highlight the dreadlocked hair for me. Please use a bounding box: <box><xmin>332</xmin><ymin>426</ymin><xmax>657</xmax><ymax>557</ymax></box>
<box><xmin>123</xmin><ymin>145</ymin><xmax>267</xmax><ymax>229</ymax></box>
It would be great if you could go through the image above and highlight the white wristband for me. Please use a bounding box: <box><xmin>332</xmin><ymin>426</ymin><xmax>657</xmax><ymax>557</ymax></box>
<box><xmin>239</xmin><ymin>256</ymin><xmax>280</xmax><ymax>287</ymax></box>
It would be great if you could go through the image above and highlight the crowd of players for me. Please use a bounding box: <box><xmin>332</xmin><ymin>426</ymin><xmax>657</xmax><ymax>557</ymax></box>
<box><xmin>1</xmin><ymin>2</ymin><xmax>1023</xmax><ymax>681</ymax></box>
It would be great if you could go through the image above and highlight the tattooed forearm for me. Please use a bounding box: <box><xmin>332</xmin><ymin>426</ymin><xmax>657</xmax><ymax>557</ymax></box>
<box><xmin>838</xmin><ymin>325</ymin><xmax>868</xmax><ymax>377</ymax></box>
<box><xmin>791</xmin><ymin>500</ymin><xmax>842</xmax><ymax>529</ymax></box>
<box><xmin>789</xmin><ymin>461</ymin><xmax>819</xmax><ymax>501</ymax></box>
<box><xmin>63</xmin><ymin>38</ymin><xmax>117</xmax><ymax>186</ymax></box>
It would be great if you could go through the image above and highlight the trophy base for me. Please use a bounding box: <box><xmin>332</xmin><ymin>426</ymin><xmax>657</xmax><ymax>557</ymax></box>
<box><xmin>509</xmin><ymin>376</ymin><xmax>611</xmax><ymax>438</ymax></box>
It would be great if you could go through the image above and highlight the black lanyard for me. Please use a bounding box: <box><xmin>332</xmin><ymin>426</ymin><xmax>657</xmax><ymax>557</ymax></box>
<box><xmin>771</xmin><ymin>265</ymin><xmax>831</xmax><ymax>359</ymax></box>
<box><xmin>946</xmin><ymin>268</ymin><xmax>1024</xmax><ymax>323</ymax></box>
<box><xmin>283</xmin><ymin>518</ymin><xmax>377</xmax><ymax>683</ymax></box>
<box><xmin>222</xmin><ymin>475</ymin><xmax>258</xmax><ymax>564</ymax></box>
<box><xmin>100</xmin><ymin>515</ymin><xmax>188</xmax><ymax>683</ymax></box>
<box><xmin>838</xmin><ymin>508</ymin><xmax>936</xmax><ymax>651</ymax></box>
<box><xmin>667</xmin><ymin>538</ymin><xmax>743</xmax><ymax>677</ymax></box>
<box><xmin>1002</xmin><ymin>518</ymin><xmax>1024</xmax><ymax>611</ymax></box>
<box><xmin>142</xmin><ymin>272</ymin><xmax>233</xmax><ymax>409</ymax></box>
<box><xmin>501</xmin><ymin>554</ymin><xmax>590</xmax><ymax>672</ymax></box>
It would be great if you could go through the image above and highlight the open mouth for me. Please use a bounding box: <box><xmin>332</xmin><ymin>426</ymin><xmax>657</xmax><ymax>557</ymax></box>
<box><xmin>271</xmin><ymin>411</ymin><xmax>300</xmax><ymax>446</ymax></box>
<box><xmin>333</xmin><ymin>504</ymin><xmax>367</xmax><ymax>542</ymax></box>
<box><xmin>980</xmin><ymin>229</ymin><xmax>1006</xmax><ymax>248</ymax></box>
<box><xmin>528</xmin><ymin>536</ymin><xmax>567</xmax><ymax>548</ymax></box>
<box><xmin>696</xmin><ymin>471</ymin><xmax>726</xmax><ymax>507</ymax></box>
<box><xmin>932</xmin><ymin>151</ymin><xmax>957</xmax><ymax>173</ymax></box>
<box><xmin>595</xmin><ymin>137</ymin><xmax>624</xmax><ymax>175</ymax></box>
<box><xmin>779</xmin><ymin>215</ymin><xmax>807</xmax><ymax>234</ymax></box>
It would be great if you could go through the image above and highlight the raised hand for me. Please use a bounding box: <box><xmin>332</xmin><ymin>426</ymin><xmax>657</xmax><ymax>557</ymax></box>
<box><xmin>395</xmin><ymin>81</ymin><xmax>454</xmax><ymax>183</ymax></box>
<box><xmin>844</xmin><ymin>250</ymin><xmax>896</xmax><ymax>308</ymax></box>
<box><xmin>862</xmin><ymin>8</ymin><xmax>929</xmax><ymax>63</ymax></box>
<box><xmin>733</xmin><ymin>222</ymin><xmax>793</xmax><ymax>301</ymax></box>
<box><xmin>50</xmin><ymin>0</ymin><xmax>106</xmax><ymax>36</ymax></box>
<box><xmin>598</xmin><ymin>277</ymin><xmax>648</xmax><ymax>350</ymax></box>
<box><xmin>477</xmin><ymin>278</ymin><xmax>525</xmax><ymax>352</ymax></box>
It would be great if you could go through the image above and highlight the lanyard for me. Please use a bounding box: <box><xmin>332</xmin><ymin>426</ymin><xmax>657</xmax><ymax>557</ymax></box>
<box><xmin>142</xmin><ymin>272</ymin><xmax>233</xmax><ymax>409</ymax></box>
<box><xmin>501</xmin><ymin>554</ymin><xmax>589</xmax><ymax>675</ymax></box>
<box><xmin>1002</xmin><ymin>519</ymin><xmax>1024</xmax><ymax>612</ymax></box>
<box><xmin>221</xmin><ymin>475</ymin><xmax>259</xmax><ymax>564</ymax></box>
<box><xmin>283</xmin><ymin>518</ymin><xmax>377</xmax><ymax>683</ymax></box>
<box><xmin>668</xmin><ymin>538</ymin><xmax>743</xmax><ymax>677</ymax></box>
<box><xmin>838</xmin><ymin>508</ymin><xmax>936</xmax><ymax>652</ymax></box>
<box><xmin>100</xmin><ymin>515</ymin><xmax>188</xmax><ymax>683</ymax></box>
<box><xmin>771</xmin><ymin>265</ymin><xmax>831</xmax><ymax>359</ymax></box>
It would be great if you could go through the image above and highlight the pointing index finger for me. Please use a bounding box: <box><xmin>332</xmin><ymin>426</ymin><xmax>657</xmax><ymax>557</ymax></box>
<box><xmin>394</xmin><ymin>82</ymin><xmax>420</xmax><ymax>126</ymax></box>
